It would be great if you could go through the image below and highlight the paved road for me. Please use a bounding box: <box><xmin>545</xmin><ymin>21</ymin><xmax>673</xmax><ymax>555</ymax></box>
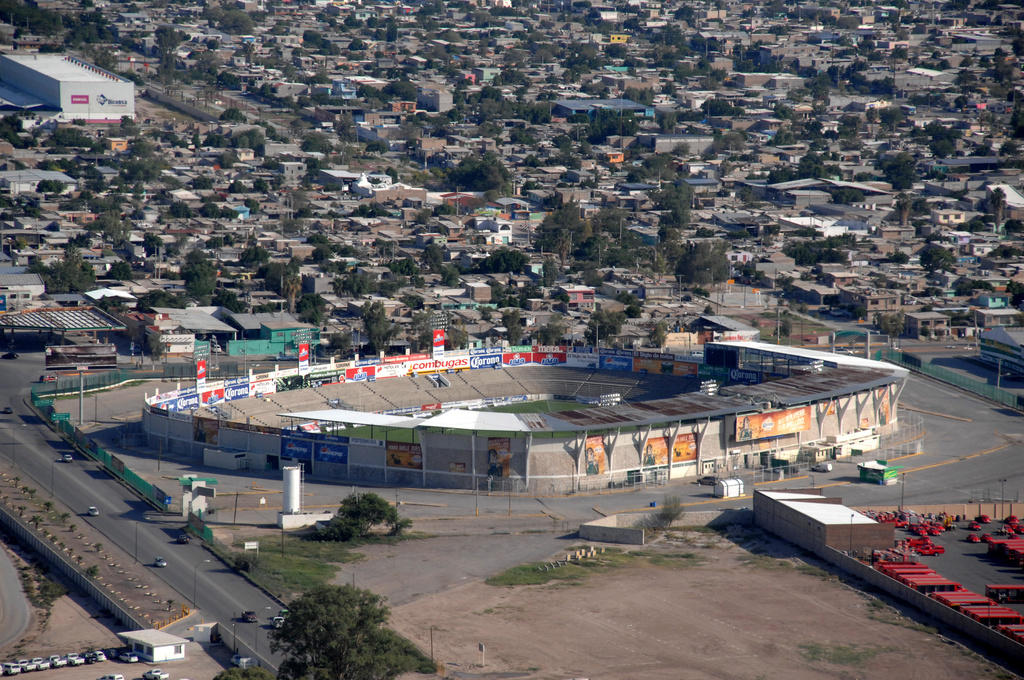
<box><xmin>0</xmin><ymin>544</ymin><xmax>30</xmax><ymax>651</ymax></box>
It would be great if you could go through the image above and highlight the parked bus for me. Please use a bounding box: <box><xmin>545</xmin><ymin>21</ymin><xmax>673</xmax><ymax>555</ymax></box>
<box><xmin>985</xmin><ymin>584</ymin><xmax>1024</xmax><ymax>603</ymax></box>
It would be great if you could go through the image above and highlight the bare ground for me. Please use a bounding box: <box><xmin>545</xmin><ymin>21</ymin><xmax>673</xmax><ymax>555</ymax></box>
<box><xmin>392</xmin><ymin>528</ymin><xmax>1015</xmax><ymax>680</ymax></box>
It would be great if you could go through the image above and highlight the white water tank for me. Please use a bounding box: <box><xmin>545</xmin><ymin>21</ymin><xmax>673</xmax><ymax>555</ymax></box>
<box><xmin>283</xmin><ymin>466</ymin><xmax>301</xmax><ymax>514</ymax></box>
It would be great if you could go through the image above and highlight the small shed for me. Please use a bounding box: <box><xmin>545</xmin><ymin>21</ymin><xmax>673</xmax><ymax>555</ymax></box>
<box><xmin>714</xmin><ymin>478</ymin><xmax>744</xmax><ymax>498</ymax></box>
<box><xmin>118</xmin><ymin>629</ymin><xmax>188</xmax><ymax>663</ymax></box>
<box><xmin>857</xmin><ymin>460</ymin><xmax>899</xmax><ymax>485</ymax></box>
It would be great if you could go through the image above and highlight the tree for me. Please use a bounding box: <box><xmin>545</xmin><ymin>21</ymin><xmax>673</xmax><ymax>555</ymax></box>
<box><xmin>675</xmin><ymin>241</ymin><xmax>729</xmax><ymax>286</ymax></box>
<box><xmin>990</xmin><ymin>187</ymin><xmax>1007</xmax><ymax>227</ymax></box>
<box><xmin>315</xmin><ymin>493</ymin><xmax>411</xmax><ymax>542</ymax></box>
<box><xmin>446</xmin><ymin>152</ymin><xmax>510</xmax><ymax>193</ymax></box>
<box><xmin>213</xmin><ymin>668</ymin><xmax>275</xmax><ymax>680</ymax></box>
<box><xmin>30</xmin><ymin>247</ymin><xmax>95</xmax><ymax>293</ymax></box>
<box><xmin>649</xmin><ymin>320</ymin><xmax>668</xmax><ymax>348</ymax></box>
<box><xmin>271</xmin><ymin>585</ymin><xmax>428</xmax><ymax>680</ymax></box>
<box><xmin>878</xmin><ymin>152</ymin><xmax>916</xmax><ymax>191</ymax></box>
<box><xmin>537</xmin><ymin>315</ymin><xmax>566</xmax><ymax>345</ymax></box>
<box><xmin>180</xmin><ymin>249</ymin><xmax>217</xmax><ymax>300</ymax></box>
<box><xmin>894</xmin><ymin>193</ymin><xmax>912</xmax><ymax>227</ymax></box>
<box><xmin>107</xmin><ymin>260</ymin><xmax>133</xmax><ymax>280</ymax></box>
<box><xmin>919</xmin><ymin>245</ymin><xmax>955</xmax><ymax>272</ymax></box>
<box><xmin>875</xmin><ymin>312</ymin><xmax>905</xmax><ymax>340</ymax></box>
<box><xmin>585</xmin><ymin>309</ymin><xmax>626</xmax><ymax>345</ymax></box>
<box><xmin>361</xmin><ymin>301</ymin><xmax>396</xmax><ymax>354</ymax></box>
<box><xmin>36</xmin><ymin>179</ymin><xmax>65</xmax><ymax>194</ymax></box>
<box><xmin>502</xmin><ymin>309</ymin><xmax>523</xmax><ymax>345</ymax></box>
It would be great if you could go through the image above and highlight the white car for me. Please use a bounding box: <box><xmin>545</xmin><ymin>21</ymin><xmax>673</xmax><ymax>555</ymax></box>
<box><xmin>811</xmin><ymin>462</ymin><xmax>833</xmax><ymax>473</ymax></box>
<box><xmin>142</xmin><ymin>670</ymin><xmax>169</xmax><ymax>680</ymax></box>
<box><xmin>65</xmin><ymin>654</ymin><xmax>84</xmax><ymax>666</ymax></box>
<box><xmin>29</xmin><ymin>658</ymin><xmax>47</xmax><ymax>671</ymax></box>
<box><xmin>87</xmin><ymin>506</ymin><xmax>99</xmax><ymax>516</ymax></box>
<box><xmin>1</xmin><ymin>663</ymin><xmax>20</xmax><ymax>675</ymax></box>
<box><xmin>47</xmin><ymin>656</ymin><xmax>66</xmax><ymax>668</ymax></box>
<box><xmin>117</xmin><ymin>651</ymin><xmax>138</xmax><ymax>663</ymax></box>
<box><xmin>153</xmin><ymin>557</ymin><xmax>167</xmax><ymax>568</ymax></box>
<box><xmin>97</xmin><ymin>675</ymin><xmax>125</xmax><ymax>680</ymax></box>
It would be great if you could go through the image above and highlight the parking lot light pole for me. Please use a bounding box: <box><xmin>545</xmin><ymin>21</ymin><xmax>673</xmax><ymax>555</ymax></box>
<box><xmin>1000</xmin><ymin>478</ymin><xmax>1007</xmax><ymax>521</ymax></box>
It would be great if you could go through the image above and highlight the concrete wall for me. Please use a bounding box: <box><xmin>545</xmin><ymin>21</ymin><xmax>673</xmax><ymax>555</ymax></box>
<box><xmin>579</xmin><ymin>508</ymin><xmax>754</xmax><ymax>545</ymax></box>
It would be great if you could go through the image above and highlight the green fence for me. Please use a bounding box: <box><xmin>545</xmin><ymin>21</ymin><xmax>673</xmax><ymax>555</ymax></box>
<box><xmin>876</xmin><ymin>348</ymin><xmax>1024</xmax><ymax>411</ymax></box>
<box><xmin>30</xmin><ymin>362</ymin><xmax>250</xmax><ymax>400</ymax></box>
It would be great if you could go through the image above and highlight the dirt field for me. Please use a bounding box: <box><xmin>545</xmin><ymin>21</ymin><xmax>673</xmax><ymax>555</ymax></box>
<box><xmin>392</xmin><ymin>527</ymin><xmax>1015</xmax><ymax>680</ymax></box>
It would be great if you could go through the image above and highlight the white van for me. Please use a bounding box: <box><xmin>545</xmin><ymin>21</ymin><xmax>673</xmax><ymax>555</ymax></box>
<box><xmin>1</xmin><ymin>663</ymin><xmax>21</xmax><ymax>676</ymax></box>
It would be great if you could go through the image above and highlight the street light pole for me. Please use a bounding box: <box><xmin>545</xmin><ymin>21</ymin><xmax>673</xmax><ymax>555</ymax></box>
<box><xmin>900</xmin><ymin>473</ymin><xmax>906</xmax><ymax>512</ymax></box>
<box><xmin>1000</xmin><ymin>478</ymin><xmax>1007</xmax><ymax>521</ymax></box>
<box><xmin>849</xmin><ymin>513</ymin><xmax>854</xmax><ymax>555</ymax></box>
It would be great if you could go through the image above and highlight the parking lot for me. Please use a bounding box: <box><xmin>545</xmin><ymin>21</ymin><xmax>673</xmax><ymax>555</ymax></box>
<box><xmin>2</xmin><ymin>642</ymin><xmax>229</xmax><ymax>680</ymax></box>
<box><xmin>890</xmin><ymin>513</ymin><xmax>1024</xmax><ymax>614</ymax></box>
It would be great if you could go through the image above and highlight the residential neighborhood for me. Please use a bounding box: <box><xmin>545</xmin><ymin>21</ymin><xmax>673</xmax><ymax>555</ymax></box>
<box><xmin>0</xmin><ymin>0</ymin><xmax>1022</xmax><ymax>361</ymax></box>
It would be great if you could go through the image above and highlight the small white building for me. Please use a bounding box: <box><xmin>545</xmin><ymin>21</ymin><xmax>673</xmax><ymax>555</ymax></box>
<box><xmin>118</xmin><ymin>629</ymin><xmax>188</xmax><ymax>663</ymax></box>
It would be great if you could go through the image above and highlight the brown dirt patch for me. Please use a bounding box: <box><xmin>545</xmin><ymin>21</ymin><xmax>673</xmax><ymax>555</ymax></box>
<box><xmin>392</xmin><ymin>529</ymin><xmax>1011</xmax><ymax>680</ymax></box>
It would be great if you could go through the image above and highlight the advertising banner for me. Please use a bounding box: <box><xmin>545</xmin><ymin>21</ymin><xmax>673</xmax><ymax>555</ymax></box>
<box><xmin>420</xmin><ymin>402</ymin><xmax>441</xmax><ymax>412</ymax></box>
<box><xmin>486</xmin><ymin>437</ymin><xmax>512</xmax><ymax>477</ymax></box>
<box><xmin>200</xmin><ymin>387</ymin><xmax>225</xmax><ymax>405</ymax></box>
<box><xmin>193</xmin><ymin>417</ymin><xmax>219</xmax><ymax>445</ymax></box>
<box><xmin>171</xmin><ymin>391</ymin><xmax>200</xmax><ymax>412</ymax></box>
<box><xmin>673</xmin><ymin>361</ymin><xmax>699</xmax><ymax>376</ymax></box>
<box><xmin>407</xmin><ymin>356</ymin><xmax>469</xmax><ymax>373</ymax></box>
<box><xmin>345</xmin><ymin>365</ymin><xmax>377</xmax><ymax>382</ymax></box>
<box><xmin>312</xmin><ymin>434</ymin><xmax>349</xmax><ymax>464</ymax></box>
<box><xmin>280</xmin><ymin>431</ymin><xmax>313</xmax><ymax>460</ymax></box>
<box><xmin>642</xmin><ymin>434</ymin><xmax>697</xmax><ymax>465</ymax></box>
<box><xmin>729</xmin><ymin>368</ymin><xmax>762</xmax><ymax>384</ymax></box>
<box><xmin>376</xmin><ymin>362</ymin><xmax>409</xmax><ymax>379</ymax></box>
<box><xmin>634</xmin><ymin>357</ymin><xmax>674</xmax><ymax>374</ymax></box>
<box><xmin>44</xmin><ymin>344</ymin><xmax>118</xmax><ymax>370</ymax></box>
<box><xmin>584</xmin><ymin>435</ymin><xmax>606</xmax><ymax>476</ymax></box>
<box><xmin>502</xmin><ymin>351</ymin><xmax>530</xmax><ymax>367</ymax></box>
<box><xmin>298</xmin><ymin>342</ymin><xmax>310</xmax><ymax>376</ymax></box>
<box><xmin>306</xmin><ymin>372</ymin><xmax>341</xmax><ymax>388</ymax></box>
<box><xmin>599</xmin><ymin>355</ymin><xmax>632</xmax><ymax>371</ymax></box>
<box><xmin>469</xmin><ymin>351</ymin><xmax>502</xmax><ymax>370</ymax></box>
<box><xmin>533</xmin><ymin>345</ymin><xmax>567</xmax><ymax>353</ymax></box>
<box><xmin>531</xmin><ymin>352</ymin><xmax>566</xmax><ymax>366</ymax></box>
<box><xmin>250</xmin><ymin>378</ymin><xmax>276</xmax><ymax>398</ymax></box>
<box><xmin>224</xmin><ymin>377</ymin><xmax>250</xmax><ymax>401</ymax></box>
<box><xmin>566</xmin><ymin>352</ymin><xmax>597</xmax><ymax>368</ymax></box>
<box><xmin>386</xmin><ymin>441</ymin><xmax>423</xmax><ymax>469</ymax></box>
<box><xmin>432</xmin><ymin>328</ymin><xmax>445</xmax><ymax>358</ymax></box>
<box><xmin>877</xmin><ymin>386</ymin><xmax>890</xmax><ymax>426</ymax></box>
<box><xmin>385</xmin><ymin>353</ymin><xmax>428</xmax><ymax>364</ymax></box>
<box><xmin>196</xmin><ymin>358</ymin><xmax>207</xmax><ymax>391</ymax></box>
<box><xmin>735</xmin><ymin>406</ymin><xmax>811</xmax><ymax>442</ymax></box>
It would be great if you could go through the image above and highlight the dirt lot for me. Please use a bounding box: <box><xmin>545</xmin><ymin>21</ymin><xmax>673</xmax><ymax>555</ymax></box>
<box><xmin>392</xmin><ymin>527</ymin><xmax>1015</xmax><ymax>680</ymax></box>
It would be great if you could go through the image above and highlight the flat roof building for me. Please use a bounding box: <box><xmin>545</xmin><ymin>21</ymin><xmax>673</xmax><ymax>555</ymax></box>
<box><xmin>0</xmin><ymin>54</ymin><xmax>135</xmax><ymax>123</ymax></box>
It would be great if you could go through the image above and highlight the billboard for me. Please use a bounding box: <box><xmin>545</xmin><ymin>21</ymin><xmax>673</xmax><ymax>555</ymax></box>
<box><xmin>311</xmin><ymin>434</ymin><xmax>349</xmax><ymax>464</ymax></box>
<box><xmin>280</xmin><ymin>431</ymin><xmax>313</xmax><ymax>460</ymax></box>
<box><xmin>224</xmin><ymin>377</ymin><xmax>249</xmax><ymax>401</ymax></box>
<box><xmin>345</xmin><ymin>365</ymin><xmax>376</xmax><ymax>382</ymax></box>
<box><xmin>193</xmin><ymin>417</ymin><xmax>220</xmax><ymax>445</ymax></box>
<box><xmin>642</xmin><ymin>434</ymin><xmax>697</xmax><ymax>465</ymax></box>
<box><xmin>735</xmin><ymin>406</ymin><xmax>811</xmax><ymax>442</ymax></box>
<box><xmin>196</xmin><ymin>358</ymin><xmax>207</xmax><ymax>391</ymax></box>
<box><xmin>44</xmin><ymin>344</ymin><xmax>118</xmax><ymax>371</ymax></box>
<box><xmin>583</xmin><ymin>435</ymin><xmax>606</xmax><ymax>476</ymax></box>
<box><xmin>469</xmin><ymin>351</ymin><xmax>502</xmax><ymax>370</ymax></box>
<box><xmin>532</xmin><ymin>352</ymin><xmax>566</xmax><ymax>366</ymax></box>
<box><xmin>200</xmin><ymin>387</ymin><xmax>224</xmax><ymax>405</ymax></box>
<box><xmin>376</xmin><ymin>362</ymin><xmax>409</xmax><ymax>379</ymax></box>
<box><xmin>250</xmin><ymin>378</ymin><xmax>276</xmax><ymax>397</ymax></box>
<box><xmin>877</xmin><ymin>386</ymin><xmax>890</xmax><ymax>426</ymax></box>
<box><xmin>432</xmin><ymin>328</ymin><xmax>445</xmax><ymax>358</ymax></box>
<box><xmin>387</xmin><ymin>441</ymin><xmax>422</xmax><ymax>469</ymax></box>
<box><xmin>486</xmin><ymin>437</ymin><xmax>512</xmax><ymax>477</ymax></box>
<box><xmin>599</xmin><ymin>355</ymin><xmax>632</xmax><ymax>371</ymax></box>
<box><xmin>502</xmin><ymin>351</ymin><xmax>530</xmax><ymax>367</ymax></box>
<box><xmin>408</xmin><ymin>356</ymin><xmax>469</xmax><ymax>373</ymax></box>
<box><xmin>298</xmin><ymin>342</ymin><xmax>310</xmax><ymax>376</ymax></box>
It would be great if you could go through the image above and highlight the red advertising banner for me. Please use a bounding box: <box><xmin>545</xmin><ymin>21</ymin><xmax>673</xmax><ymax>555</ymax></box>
<box><xmin>432</xmin><ymin>329</ymin><xmax>445</xmax><ymax>358</ymax></box>
<box><xmin>344</xmin><ymin>365</ymin><xmax>376</xmax><ymax>382</ymax></box>
<box><xmin>531</xmin><ymin>352</ymin><xmax>566</xmax><ymax>366</ymax></box>
<box><xmin>384</xmin><ymin>353</ymin><xmax>428</xmax><ymax>364</ymax></box>
<box><xmin>298</xmin><ymin>342</ymin><xmax>310</xmax><ymax>375</ymax></box>
<box><xmin>200</xmin><ymin>387</ymin><xmax>224</xmax><ymax>405</ymax></box>
<box><xmin>407</xmin><ymin>356</ymin><xmax>469</xmax><ymax>373</ymax></box>
<box><xmin>421</xmin><ymin>402</ymin><xmax>441</xmax><ymax>412</ymax></box>
<box><xmin>502</xmin><ymin>352</ymin><xmax>530</xmax><ymax>367</ymax></box>
<box><xmin>196</xmin><ymin>358</ymin><xmax>207</xmax><ymax>390</ymax></box>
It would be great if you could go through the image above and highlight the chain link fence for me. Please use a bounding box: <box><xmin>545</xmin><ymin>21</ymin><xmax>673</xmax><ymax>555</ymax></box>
<box><xmin>877</xmin><ymin>349</ymin><xmax>1024</xmax><ymax>411</ymax></box>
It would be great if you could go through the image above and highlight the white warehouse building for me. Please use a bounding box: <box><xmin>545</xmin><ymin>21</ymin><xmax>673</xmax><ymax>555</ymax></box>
<box><xmin>0</xmin><ymin>53</ymin><xmax>134</xmax><ymax>123</ymax></box>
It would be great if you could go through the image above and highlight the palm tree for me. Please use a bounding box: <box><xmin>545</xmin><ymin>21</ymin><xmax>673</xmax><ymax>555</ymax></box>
<box><xmin>94</xmin><ymin>542</ymin><xmax>103</xmax><ymax>554</ymax></box>
<box><xmin>990</xmin><ymin>187</ymin><xmax>1007</xmax><ymax>228</ymax></box>
<box><xmin>29</xmin><ymin>515</ymin><xmax>42</xmax><ymax>530</ymax></box>
<box><xmin>282</xmin><ymin>275</ymin><xmax>301</xmax><ymax>314</ymax></box>
<box><xmin>895</xmin><ymin>193</ymin><xmax>913</xmax><ymax>227</ymax></box>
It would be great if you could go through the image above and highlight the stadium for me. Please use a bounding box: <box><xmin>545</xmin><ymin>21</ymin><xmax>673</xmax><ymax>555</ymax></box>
<box><xmin>142</xmin><ymin>341</ymin><xmax>907</xmax><ymax>495</ymax></box>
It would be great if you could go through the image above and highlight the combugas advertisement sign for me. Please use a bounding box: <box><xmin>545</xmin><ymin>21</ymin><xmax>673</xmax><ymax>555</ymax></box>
<box><xmin>735</xmin><ymin>406</ymin><xmax>811</xmax><ymax>442</ymax></box>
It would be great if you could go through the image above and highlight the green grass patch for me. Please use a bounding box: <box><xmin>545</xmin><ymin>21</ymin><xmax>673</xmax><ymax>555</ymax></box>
<box><xmin>865</xmin><ymin>597</ymin><xmax>938</xmax><ymax>634</ymax></box>
<box><xmin>485</xmin><ymin>548</ymin><xmax>705</xmax><ymax>587</ymax></box>
<box><xmin>799</xmin><ymin>642</ymin><xmax>888</xmax><ymax>666</ymax></box>
<box><xmin>228</xmin><ymin>533</ymin><xmax>363</xmax><ymax>597</ymax></box>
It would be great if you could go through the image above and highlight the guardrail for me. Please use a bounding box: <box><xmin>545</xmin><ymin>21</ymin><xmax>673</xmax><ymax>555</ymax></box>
<box><xmin>877</xmin><ymin>349</ymin><xmax>1024</xmax><ymax>411</ymax></box>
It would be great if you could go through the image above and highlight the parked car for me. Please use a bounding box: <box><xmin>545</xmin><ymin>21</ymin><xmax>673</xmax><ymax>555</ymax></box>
<box><xmin>116</xmin><ymin>652</ymin><xmax>138</xmax><ymax>664</ymax></box>
<box><xmin>811</xmin><ymin>462</ymin><xmax>833</xmax><ymax>473</ymax></box>
<box><xmin>87</xmin><ymin>506</ymin><xmax>99</xmax><ymax>516</ymax></box>
<box><xmin>153</xmin><ymin>557</ymin><xmax>167</xmax><ymax>568</ymax></box>
<box><xmin>966</xmin><ymin>533</ymin><xmax>981</xmax><ymax>543</ymax></box>
<box><xmin>695</xmin><ymin>475</ymin><xmax>718</xmax><ymax>486</ymax></box>
<box><xmin>272</xmin><ymin>615</ymin><xmax>285</xmax><ymax>629</ymax></box>
<box><xmin>14</xmin><ymin>661</ymin><xmax>31</xmax><ymax>673</ymax></box>
<box><xmin>48</xmin><ymin>656</ymin><xmax>66</xmax><ymax>668</ymax></box>
<box><xmin>241</xmin><ymin>610</ymin><xmax>258</xmax><ymax>623</ymax></box>
<box><xmin>97</xmin><ymin>674</ymin><xmax>125</xmax><ymax>680</ymax></box>
<box><xmin>1</xmin><ymin>407</ymin><xmax>11</xmax><ymax>415</ymax></box>
<box><xmin>230</xmin><ymin>656</ymin><xmax>254</xmax><ymax>669</ymax></box>
<box><xmin>29</xmin><ymin>659</ymin><xmax>47</xmax><ymax>671</ymax></box>
<box><xmin>61</xmin><ymin>454</ymin><xmax>73</xmax><ymax>463</ymax></box>
<box><xmin>1</xmin><ymin>662</ymin><xmax>20</xmax><ymax>675</ymax></box>
<box><xmin>84</xmin><ymin>650</ymin><xmax>106</xmax><ymax>663</ymax></box>
<box><xmin>142</xmin><ymin>670</ymin><xmax>169</xmax><ymax>680</ymax></box>
<box><xmin>65</xmin><ymin>654</ymin><xmax>84</xmax><ymax>666</ymax></box>
<box><xmin>175</xmin><ymin>534</ymin><xmax>190</xmax><ymax>544</ymax></box>
<box><xmin>1</xmin><ymin>352</ymin><xmax>18</xmax><ymax>360</ymax></box>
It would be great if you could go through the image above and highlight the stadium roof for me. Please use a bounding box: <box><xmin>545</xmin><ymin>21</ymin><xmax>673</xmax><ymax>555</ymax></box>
<box><xmin>711</xmin><ymin>340</ymin><xmax>909</xmax><ymax>377</ymax></box>
<box><xmin>0</xmin><ymin>306</ymin><xmax>125</xmax><ymax>332</ymax></box>
<box><xmin>279</xmin><ymin>409</ymin><xmax>423</xmax><ymax>428</ymax></box>
<box><xmin>724</xmin><ymin>366</ymin><xmax>897</xmax><ymax>406</ymax></box>
<box><xmin>419</xmin><ymin>409</ymin><xmax>534</xmax><ymax>432</ymax></box>
<box><xmin>1</xmin><ymin>54</ymin><xmax>126</xmax><ymax>83</ymax></box>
